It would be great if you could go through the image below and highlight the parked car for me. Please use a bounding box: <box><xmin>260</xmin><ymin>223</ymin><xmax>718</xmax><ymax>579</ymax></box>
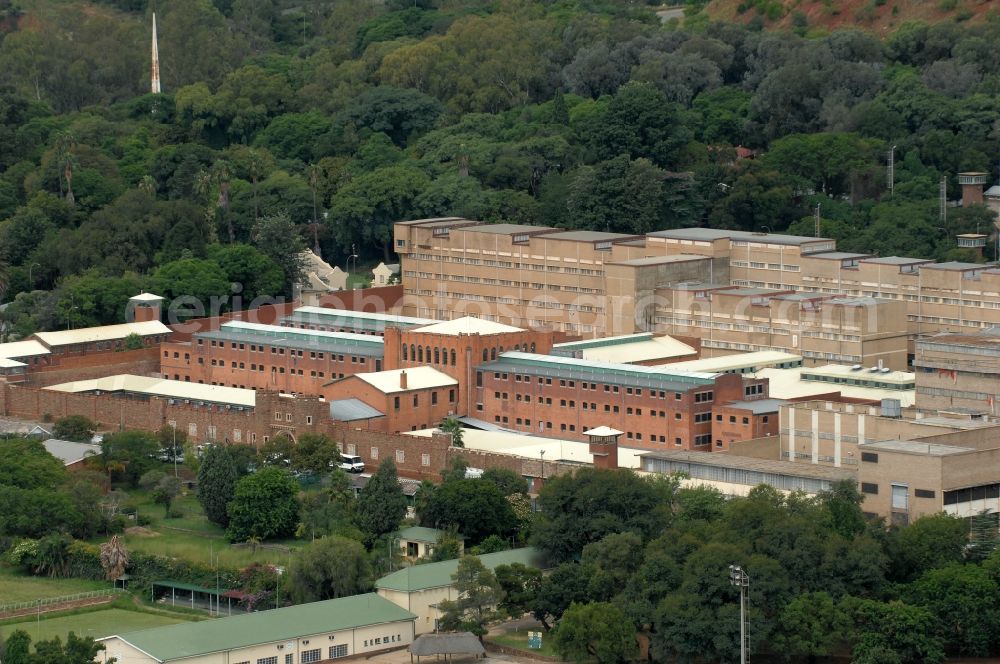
<box><xmin>338</xmin><ymin>455</ymin><xmax>365</xmax><ymax>473</ymax></box>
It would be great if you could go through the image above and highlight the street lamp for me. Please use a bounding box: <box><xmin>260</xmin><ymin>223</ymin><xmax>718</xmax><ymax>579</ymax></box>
<box><xmin>172</xmin><ymin>422</ymin><xmax>178</xmax><ymax>478</ymax></box>
<box><xmin>539</xmin><ymin>449</ymin><xmax>545</xmax><ymax>492</ymax></box>
<box><xmin>729</xmin><ymin>565</ymin><xmax>750</xmax><ymax>664</ymax></box>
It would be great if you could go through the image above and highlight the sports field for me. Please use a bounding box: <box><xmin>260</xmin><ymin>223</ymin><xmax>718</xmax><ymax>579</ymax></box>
<box><xmin>1</xmin><ymin>607</ymin><xmax>196</xmax><ymax>642</ymax></box>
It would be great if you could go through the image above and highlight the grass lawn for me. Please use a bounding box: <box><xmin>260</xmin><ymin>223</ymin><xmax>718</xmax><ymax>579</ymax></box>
<box><xmin>492</xmin><ymin>630</ymin><xmax>563</xmax><ymax>659</ymax></box>
<box><xmin>1</xmin><ymin>607</ymin><xmax>195</xmax><ymax>642</ymax></box>
<box><xmin>0</xmin><ymin>567</ymin><xmax>110</xmax><ymax>605</ymax></box>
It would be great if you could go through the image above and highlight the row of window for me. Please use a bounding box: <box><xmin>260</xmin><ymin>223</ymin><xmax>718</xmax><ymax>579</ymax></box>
<box><xmin>391</xmin><ymin>390</ymin><xmax>456</xmax><ymax>410</ymax></box>
<box><xmin>483</xmin><ymin>372</ymin><xmax>709</xmax><ymax>402</ymax></box>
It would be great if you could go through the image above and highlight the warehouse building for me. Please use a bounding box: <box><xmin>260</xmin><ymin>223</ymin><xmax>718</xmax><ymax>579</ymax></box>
<box><xmin>96</xmin><ymin>593</ymin><xmax>416</xmax><ymax>664</ymax></box>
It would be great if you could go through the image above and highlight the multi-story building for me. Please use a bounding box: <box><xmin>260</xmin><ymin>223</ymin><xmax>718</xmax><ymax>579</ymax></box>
<box><xmin>395</xmin><ymin>220</ymin><xmax>1000</xmax><ymax>362</ymax></box>
<box><xmin>914</xmin><ymin>330</ymin><xmax>1000</xmax><ymax>414</ymax></box>
<box><xmin>652</xmin><ymin>284</ymin><xmax>908</xmax><ymax>369</ymax></box>
<box><xmin>473</xmin><ymin>351</ymin><xmax>768</xmax><ymax>452</ymax></box>
<box><xmin>323</xmin><ymin>366</ymin><xmax>459</xmax><ymax>433</ymax></box>
<box><xmin>160</xmin><ymin>321</ymin><xmax>386</xmax><ymax>394</ymax></box>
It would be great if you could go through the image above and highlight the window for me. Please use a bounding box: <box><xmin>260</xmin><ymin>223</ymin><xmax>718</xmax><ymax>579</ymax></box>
<box><xmin>891</xmin><ymin>484</ymin><xmax>908</xmax><ymax>510</ymax></box>
<box><xmin>396</xmin><ymin>450</ymin><xmax>405</xmax><ymax>463</ymax></box>
<box><xmin>301</xmin><ymin>649</ymin><xmax>322</xmax><ymax>663</ymax></box>
<box><xmin>394</xmin><ymin>396</ymin><xmax>400</xmax><ymax>410</ymax></box>
<box><xmin>860</xmin><ymin>452</ymin><xmax>879</xmax><ymax>463</ymax></box>
<box><xmin>413</xmin><ymin>395</ymin><xmax>419</xmax><ymax>407</ymax></box>
<box><xmin>861</xmin><ymin>483</ymin><xmax>879</xmax><ymax>495</ymax></box>
<box><xmin>286</xmin><ymin>655</ymin><xmax>293</xmax><ymax>664</ymax></box>
<box><xmin>915</xmin><ymin>489</ymin><xmax>935</xmax><ymax>499</ymax></box>
<box><xmin>329</xmin><ymin>645</ymin><xmax>348</xmax><ymax>659</ymax></box>
<box><xmin>258</xmin><ymin>657</ymin><xmax>278</xmax><ymax>664</ymax></box>
<box><xmin>421</xmin><ymin>453</ymin><xmax>431</xmax><ymax>467</ymax></box>
<box><xmin>371</xmin><ymin>447</ymin><xmax>379</xmax><ymax>460</ymax></box>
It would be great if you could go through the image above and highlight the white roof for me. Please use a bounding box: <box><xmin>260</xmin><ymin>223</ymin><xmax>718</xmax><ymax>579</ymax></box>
<box><xmin>0</xmin><ymin>358</ymin><xmax>27</xmax><ymax>368</ymax></box>
<box><xmin>0</xmin><ymin>339</ymin><xmax>50</xmax><ymax>359</ymax></box>
<box><xmin>406</xmin><ymin>427</ymin><xmax>644</xmax><ymax>469</ymax></box>
<box><xmin>663</xmin><ymin>351</ymin><xmax>802</xmax><ymax>373</ymax></box>
<box><xmin>354</xmin><ymin>366</ymin><xmax>457</xmax><ymax>394</ymax></box>
<box><xmin>129</xmin><ymin>292</ymin><xmax>165</xmax><ymax>302</ymax></box>
<box><xmin>412</xmin><ymin>316</ymin><xmax>524</xmax><ymax>336</ymax></box>
<box><xmin>577</xmin><ymin>336</ymin><xmax>695</xmax><ymax>364</ymax></box>
<box><xmin>42</xmin><ymin>439</ymin><xmax>102</xmax><ymax>465</ymax></box>
<box><xmin>45</xmin><ymin>374</ymin><xmax>256</xmax><ymax>408</ymax></box>
<box><xmin>584</xmin><ymin>426</ymin><xmax>624</xmax><ymax>437</ymax></box>
<box><xmin>34</xmin><ymin>320</ymin><xmax>170</xmax><ymax>347</ymax></box>
<box><xmin>291</xmin><ymin>306</ymin><xmax>437</xmax><ymax>326</ymax></box>
<box><xmin>753</xmin><ymin>367</ymin><xmax>915</xmax><ymax>407</ymax></box>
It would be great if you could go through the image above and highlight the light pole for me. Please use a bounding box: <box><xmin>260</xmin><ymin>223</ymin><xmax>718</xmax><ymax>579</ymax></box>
<box><xmin>729</xmin><ymin>565</ymin><xmax>750</xmax><ymax>664</ymax></box>
<box><xmin>538</xmin><ymin>449</ymin><xmax>545</xmax><ymax>492</ymax></box>
<box><xmin>172</xmin><ymin>422</ymin><xmax>178</xmax><ymax>478</ymax></box>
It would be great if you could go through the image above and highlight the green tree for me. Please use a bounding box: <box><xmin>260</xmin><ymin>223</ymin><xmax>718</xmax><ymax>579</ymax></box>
<box><xmin>286</xmin><ymin>535</ymin><xmax>373</xmax><ymax>603</ymax></box>
<box><xmin>291</xmin><ymin>433</ymin><xmax>341</xmax><ymax>474</ymax></box>
<box><xmin>258</xmin><ymin>435</ymin><xmax>295</xmax><ymax>467</ymax></box>
<box><xmin>439</xmin><ymin>417</ymin><xmax>464</xmax><ymax>447</ymax></box>
<box><xmin>150</xmin><ymin>257</ymin><xmax>230</xmax><ymax>310</ymax></box>
<box><xmin>420</xmin><ymin>479</ymin><xmax>518</xmax><ymax>544</ymax></box>
<box><xmin>139</xmin><ymin>470</ymin><xmax>182</xmax><ymax>517</ymax></box>
<box><xmin>554</xmin><ymin>602</ymin><xmax>636</xmax><ymax>664</ymax></box>
<box><xmin>0</xmin><ymin>437</ymin><xmax>66</xmax><ymax>489</ymax></box>
<box><xmin>887</xmin><ymin>513</ymin><xmax>967</xmax><ymax>582</ymax></box>
<box><xmin>27</xmin><ymin>631</ymin><xmax>107</xmax><ymax>664</ymax></box>
<box><xmin>531</xmin><ymin>563</ymin><xmax>607</xmax><ymax>630</ymax></box>
<box><xmin>251</xmin><ymin>212</ymin><xmax>307</xmax><ymax>296</ymax></box>
<box><xmin>850</xmin><ymin>600</ymin><xmax>945</xmax><ymax>664</ymax></box>
<box><xmin>773</xmin><ymin>592</ymin><xmax>850</xmax><ymax>661</ymax></box>
<box><xmin>206</xmin><ymin>243</ymin><xmax>284</xmax><ymax>304</ymax></box>
<box><xmin>495</xmin><ymin>563</ymin><xmax>542</xmax><ymax>619</ymax></box>
<box><xmin>297</xmin><ymin>474</ymin><xmax>362</xmax><ymax>541</ymax></box>
<box><xmin>52</xmin><ymin>415</ymin><xmax>96</xmax><ymax>443</ymax></box>
<box><xmin>438</xmin><ymin>555</ymin><xmax>502</xmax><ymax>637</ymax></box>
<box><xmin>967</xmin><ymin>510</ymin><xmax>999</xmax><ymax>562</ymax></box>
<box><xmin>197</xmin><ymin>445</ymin><xmax>240</xmax><ymax>527</ymax></box>
<box><xmin>907</xmin><ymin>563</ymin><xmax>1000</xmax><ymax>657</ymax></box>
<box><xmin>355</xmin><ymin>459</ymin><xmax>407</xmax><ymax>547</ymax></box>
<box><xmin>4</xmin><ymin>629</ymin><xmax>32</xmax><ymax>664</ymax></box>
<box><xmin>121</xmin><ymin>332</ymin><xmax>145</xmax><ymax>350</ymax></box>
<box><xmin>99</xmin><ymin>430</ymin><xmax>159</xmax><ymax>488</ymax></box>
<box><xmin>819</xmin><ymin>479</ymin><xmax>867</xmax><ymax>538</ymax></box>
<box><xmin>226</xmin><ymin>467</ymin><xmax>300</xmax><ymax>542</ymax></box>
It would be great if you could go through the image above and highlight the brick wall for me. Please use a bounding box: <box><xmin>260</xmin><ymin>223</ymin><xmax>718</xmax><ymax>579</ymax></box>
<box><xmin>25</xmin><ymin>348</ymin><xmax>162</xmax><ymax>387</ymax></box>
<box><xmin>316</xmin><ymin>285</ymin><xmax>404</xmax><ymax>313</ymax></box>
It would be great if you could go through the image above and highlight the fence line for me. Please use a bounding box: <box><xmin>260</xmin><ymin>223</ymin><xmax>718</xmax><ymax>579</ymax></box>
<box><xmin>0</xmin><ymin>588</ymin><xmax>123</xmax><ymax>614</ymax></box>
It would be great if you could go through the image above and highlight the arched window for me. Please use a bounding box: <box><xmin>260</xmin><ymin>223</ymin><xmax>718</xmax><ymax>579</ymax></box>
<box><xmin>483</xmin><ymin>349</ymin><xmax>489</xmax><ymax>362</ymax></box>
<box><xmin>410</xmin><ymin>344</ymin><xmax>416</xmax><ymax>362</ymax></box>
<box><xmin>418</xmin><ymin>346</ymin><xmax>424</xmax><ymax>362</ymax></box>
<box><xmin>514</xmin><ymin>344</ymin><xmax>521</xmax><ymax>352</ymax></box>
<box><xmin>434</xmin><ymin>347</ymin><xmax>440</xmax><ymax>364</ymax></box>
<box><xmin>403</xmin><ymin>345</ymin><xmax>408</xmax><ymax>361</ymax></box>
<box><xmin>491</xmin><ymin>348</ymin><xmax>497</xmax><ymax>360</ymax></box>
<box><xmin>450</xmin><ymin>349</ymin><xmax>456</xmax><ymax>365</ymax></box>
<box><xmin>530</xmin><ymin>342</ymin><xmax>536</xmax><ymax>352</ymax></box>
<box><xmin>425</xmin><ymin>347</ymin><xmax>431</xmax><ymax>363</ymax></box>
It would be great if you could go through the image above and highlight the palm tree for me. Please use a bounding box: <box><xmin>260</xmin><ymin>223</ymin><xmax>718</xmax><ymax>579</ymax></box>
<box><xmin>138</xmin><ymin>175</ymin><xmax>157</xmax><ymax>196</ymax></box>
<box><xmin>0</xmin><ymin>260</ymin><xmax>9</xmax><ymax>304</ymax></box>
<box><xmin>99</xmin><ymin>535</ymin><xmax>130</xmax><ymax>584</ymax></box>
<box><xmin>247</xmin><ymin>150</ymin><xmax>267</xmax><ymax>223</ymax></box>
<box><xmin>246</xmin><ymin>535</ymin><xmax>261</xmax><ymax>557</ymax></box>
<box><xmin>211</xmin><ymin>160</ymin><xmax>234</xmax><ymax>242</ymax></box>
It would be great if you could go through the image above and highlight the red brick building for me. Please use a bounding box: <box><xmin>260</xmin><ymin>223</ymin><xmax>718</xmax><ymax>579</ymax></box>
<box><xmin>710</xmin><ymin>399</ymin><xmax>781</xmax><ymax>451</ymax></box>
<box><xmin>384</xmin><ymin>316</ymin><xmax>554</xmax><ymax>413</ymax></box>
<box><xmin>323</xmin><ymin>366</ymin><xmax>459</xmax><ymax>433</ymax></box>
<box><xmin>474</xmin><ymin>351</ymin><xmax>769</xmax><ymax>452</ymax></box>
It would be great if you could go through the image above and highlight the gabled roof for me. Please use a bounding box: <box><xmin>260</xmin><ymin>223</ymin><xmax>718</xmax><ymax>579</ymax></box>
<box><xmin>329</xmin><ymin>398</ymin><xmax>384</xmax><ymax>421</ymax></box>
<box><xmin>45</xmin><ymin>375</ymin><xmax>256</xmax><ymax>408</ymax></box>
<box><xmin>412</xmin><ymin>317</ymin><xmax>524</xmax><ymax>336</ymax></box>
<box><xmin>354</xmin><ymin>366</ymin><xmax>457</xmax><ymax>394</ymax></box>
<box><xmin>42</xmin><ymin>439</ymin><xmax>101</xmax><ymax>465</ymax></box>
<box><xmin>375</xmin><ymin>548</ymin><xmax>544</xmax><ymax>592</ymax></box>
<box><xmin>101</xmin><ymin>593</ymin><xmax>415</xmax><ymax>662</ymax></box>
<box><xmin>34</xmin><ymin>320</ymin><xmax>170</xmax><ymax>347</ymax></box>
<box><xmin>397</xmin><ymin>526</ymin><xmax>464</xmax><ymax>543</ymax></box>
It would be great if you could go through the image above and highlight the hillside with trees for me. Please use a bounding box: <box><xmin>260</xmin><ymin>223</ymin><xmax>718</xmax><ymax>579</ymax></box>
<box><xmin>0</xmin><ymin>0</ymin><xmax>999</xmax><ymax>334</ymax></box>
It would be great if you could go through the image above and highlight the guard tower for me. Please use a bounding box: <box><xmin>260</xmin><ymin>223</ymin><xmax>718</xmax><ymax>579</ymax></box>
<box><xmin>959</xmin><ymin>172</ymin><xmax>989</xmax><ymax>207</ymax></box>
<box><xmin>584</xmin><ymin>426</ymin><xmax>622</xmax><ymax>470</ymax></box>
<box><xmin>957</xmin><ymin>234</ymin><xmax>988</xmax><ymax>258</ymax></box>
<box><xmin>128</xmin><ymin>292</ymin><xmax>165</xmax><ymax>323</ymax></box>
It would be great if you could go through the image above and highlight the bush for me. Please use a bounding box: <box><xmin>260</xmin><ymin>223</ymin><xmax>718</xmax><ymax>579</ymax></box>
<box><xmin>52</xmin><ymin>415</ymin><xmax>97</xmax><ymax>443</ymax></box>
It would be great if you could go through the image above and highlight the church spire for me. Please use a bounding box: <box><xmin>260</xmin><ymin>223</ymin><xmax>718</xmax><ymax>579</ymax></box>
<box><xmin>151</xmin><ymin>12</ymin><xmax>161</xmax><ymax>94</ymax></box>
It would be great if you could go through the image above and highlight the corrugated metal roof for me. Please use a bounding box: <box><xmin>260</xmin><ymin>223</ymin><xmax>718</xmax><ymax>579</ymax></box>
<box><xmin>663</xmin><ymin>351</ymin><xmax>801</xmax><ymax>374</ymax></box>
<box><xmin>42</xmin><ymin>439</ymin><xmax>101</xmax><ymax>465</ymax></box>
<box><xmin>104</xmin><ymin>593</ymin><xmax>415</xmax><ymax>661</ymax></box>
<box><xmin>410</xmin><ymin>633</ymin><xmax>485</xmax><ymax>657</ymax></box>
<box><xmin>201</xmin><ymin>322</ymin><xmax>384</xmax><ymax>356</ymax></box>
<box><xmin>639</xmin><ymin>449</ymin><xmax>856</xmax><ymax>481</ymax></box>
<box><xmin>34</xmin><ymin>320</ymin><xmax>169</xmax><ymax>347</ymax></box>
<box><xmin>397</xmin><ymin>526</ymin><xmax>462</xmax><ymax>543</ymax></box>
<box><xmin>481</xmin><ymin>352</ymin><xmax>717</xmax><ymax>389</ymax></box>
<box><xmin>329</xmin><ymin>398</ymin><xmax>384</xmax><ymax>421</ymax></box>
<box><xmin>45</xmin><ymin>374</ymin><xmax>256</xmax><ymax>408</ymax></box>
<box><xmin>282</xmin><ymin>307</ymin><xmax>436</xmax><ymax>331</ymax></box>
<box><xmin>375</xmin><ymin>548</ymin><xmax>544</xmax><ymax>592</ymax></box>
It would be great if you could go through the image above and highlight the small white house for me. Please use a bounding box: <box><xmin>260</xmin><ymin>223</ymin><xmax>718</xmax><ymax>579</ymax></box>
<box><xmin>372</xmin><ymin>262</ymin><xmax>400</xmax><ymax>286</ymax></box>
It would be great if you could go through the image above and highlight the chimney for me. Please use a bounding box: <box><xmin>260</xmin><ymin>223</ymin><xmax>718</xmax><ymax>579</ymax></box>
<box><xmin>399</xmin><ymin>370</ymin><xmax>407</xmax><ymax>390</ymax></box>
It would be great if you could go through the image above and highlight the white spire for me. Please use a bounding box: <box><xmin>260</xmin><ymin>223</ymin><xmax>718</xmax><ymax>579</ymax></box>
<box><xmin>151</xmin><ymin>12</ymin><xmax>161</xmax><ymax>94</ymax></box>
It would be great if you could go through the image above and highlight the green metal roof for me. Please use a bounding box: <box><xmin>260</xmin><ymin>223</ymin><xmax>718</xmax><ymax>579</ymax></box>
<box><xmin>553</xmin><ymin>333</ymin><xmax>653</xmax><ymax>351</ymax></box>
<box><xmin>153</xmin><ymin>580</ymin><xmax>231</xmax><ymax>597</ymax></box>
<box><xmin>108</xmin><ymin>593</ymin><xmax>415</xmax><ymax>662</ymax></box>
<box><xmin>480</xmin><ymin>352</ymin><xmax>716</xmax><ymax>390</ymax></box>
<box><xmin>397</xmin><ymin>526</ymin><xmax>464</xmax><ymax>543</ymax></box>
<box><xmin>375</xmin><ymin>548</ymin><xmax>543</xmax><ymax>592</ymax></box>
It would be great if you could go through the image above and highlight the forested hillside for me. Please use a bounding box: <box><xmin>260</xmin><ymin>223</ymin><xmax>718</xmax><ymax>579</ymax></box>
<box><xmin>0</xmin><ymin>0</ymin><xmax>999</xmax><ymax>334</ymax></box>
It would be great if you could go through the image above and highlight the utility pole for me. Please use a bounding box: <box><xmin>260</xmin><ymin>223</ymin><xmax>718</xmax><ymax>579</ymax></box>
<box><xmin>814</xmin><ymin>203</ymin><xmax>821</xmax><ymax>238</ymax></box>
<box><xmin>151</xmin><ymin>12</ymin><xmax>161</xmax><ymax>94</ymax></box>
<box><xmin>729</xmin><ymin>565</ymin><xmax>750</xmax><ymax>664</ymax></box>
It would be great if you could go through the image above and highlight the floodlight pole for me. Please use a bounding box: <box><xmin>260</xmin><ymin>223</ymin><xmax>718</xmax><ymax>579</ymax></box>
<box><xmin>729</xmin><ymin>565</ymin><xmax>750</xmax><ymax>664</ymax></box>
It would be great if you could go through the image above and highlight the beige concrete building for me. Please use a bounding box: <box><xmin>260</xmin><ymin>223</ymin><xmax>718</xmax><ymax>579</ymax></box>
<box><xmin>394</xmin><ymin>220</ymin><xmax>1000</xmax><ymax>360</ymax></box>
<box><xmin>914</xmin><ymin>330</ymin><xmax>1000</xmax><ymax>414</ymax></box>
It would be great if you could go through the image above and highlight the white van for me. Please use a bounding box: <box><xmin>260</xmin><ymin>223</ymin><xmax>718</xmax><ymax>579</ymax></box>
<box><xmin>338</xmin><ymin>455</ymin><xmax>365</xmax><ymax>473</ymax></box>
